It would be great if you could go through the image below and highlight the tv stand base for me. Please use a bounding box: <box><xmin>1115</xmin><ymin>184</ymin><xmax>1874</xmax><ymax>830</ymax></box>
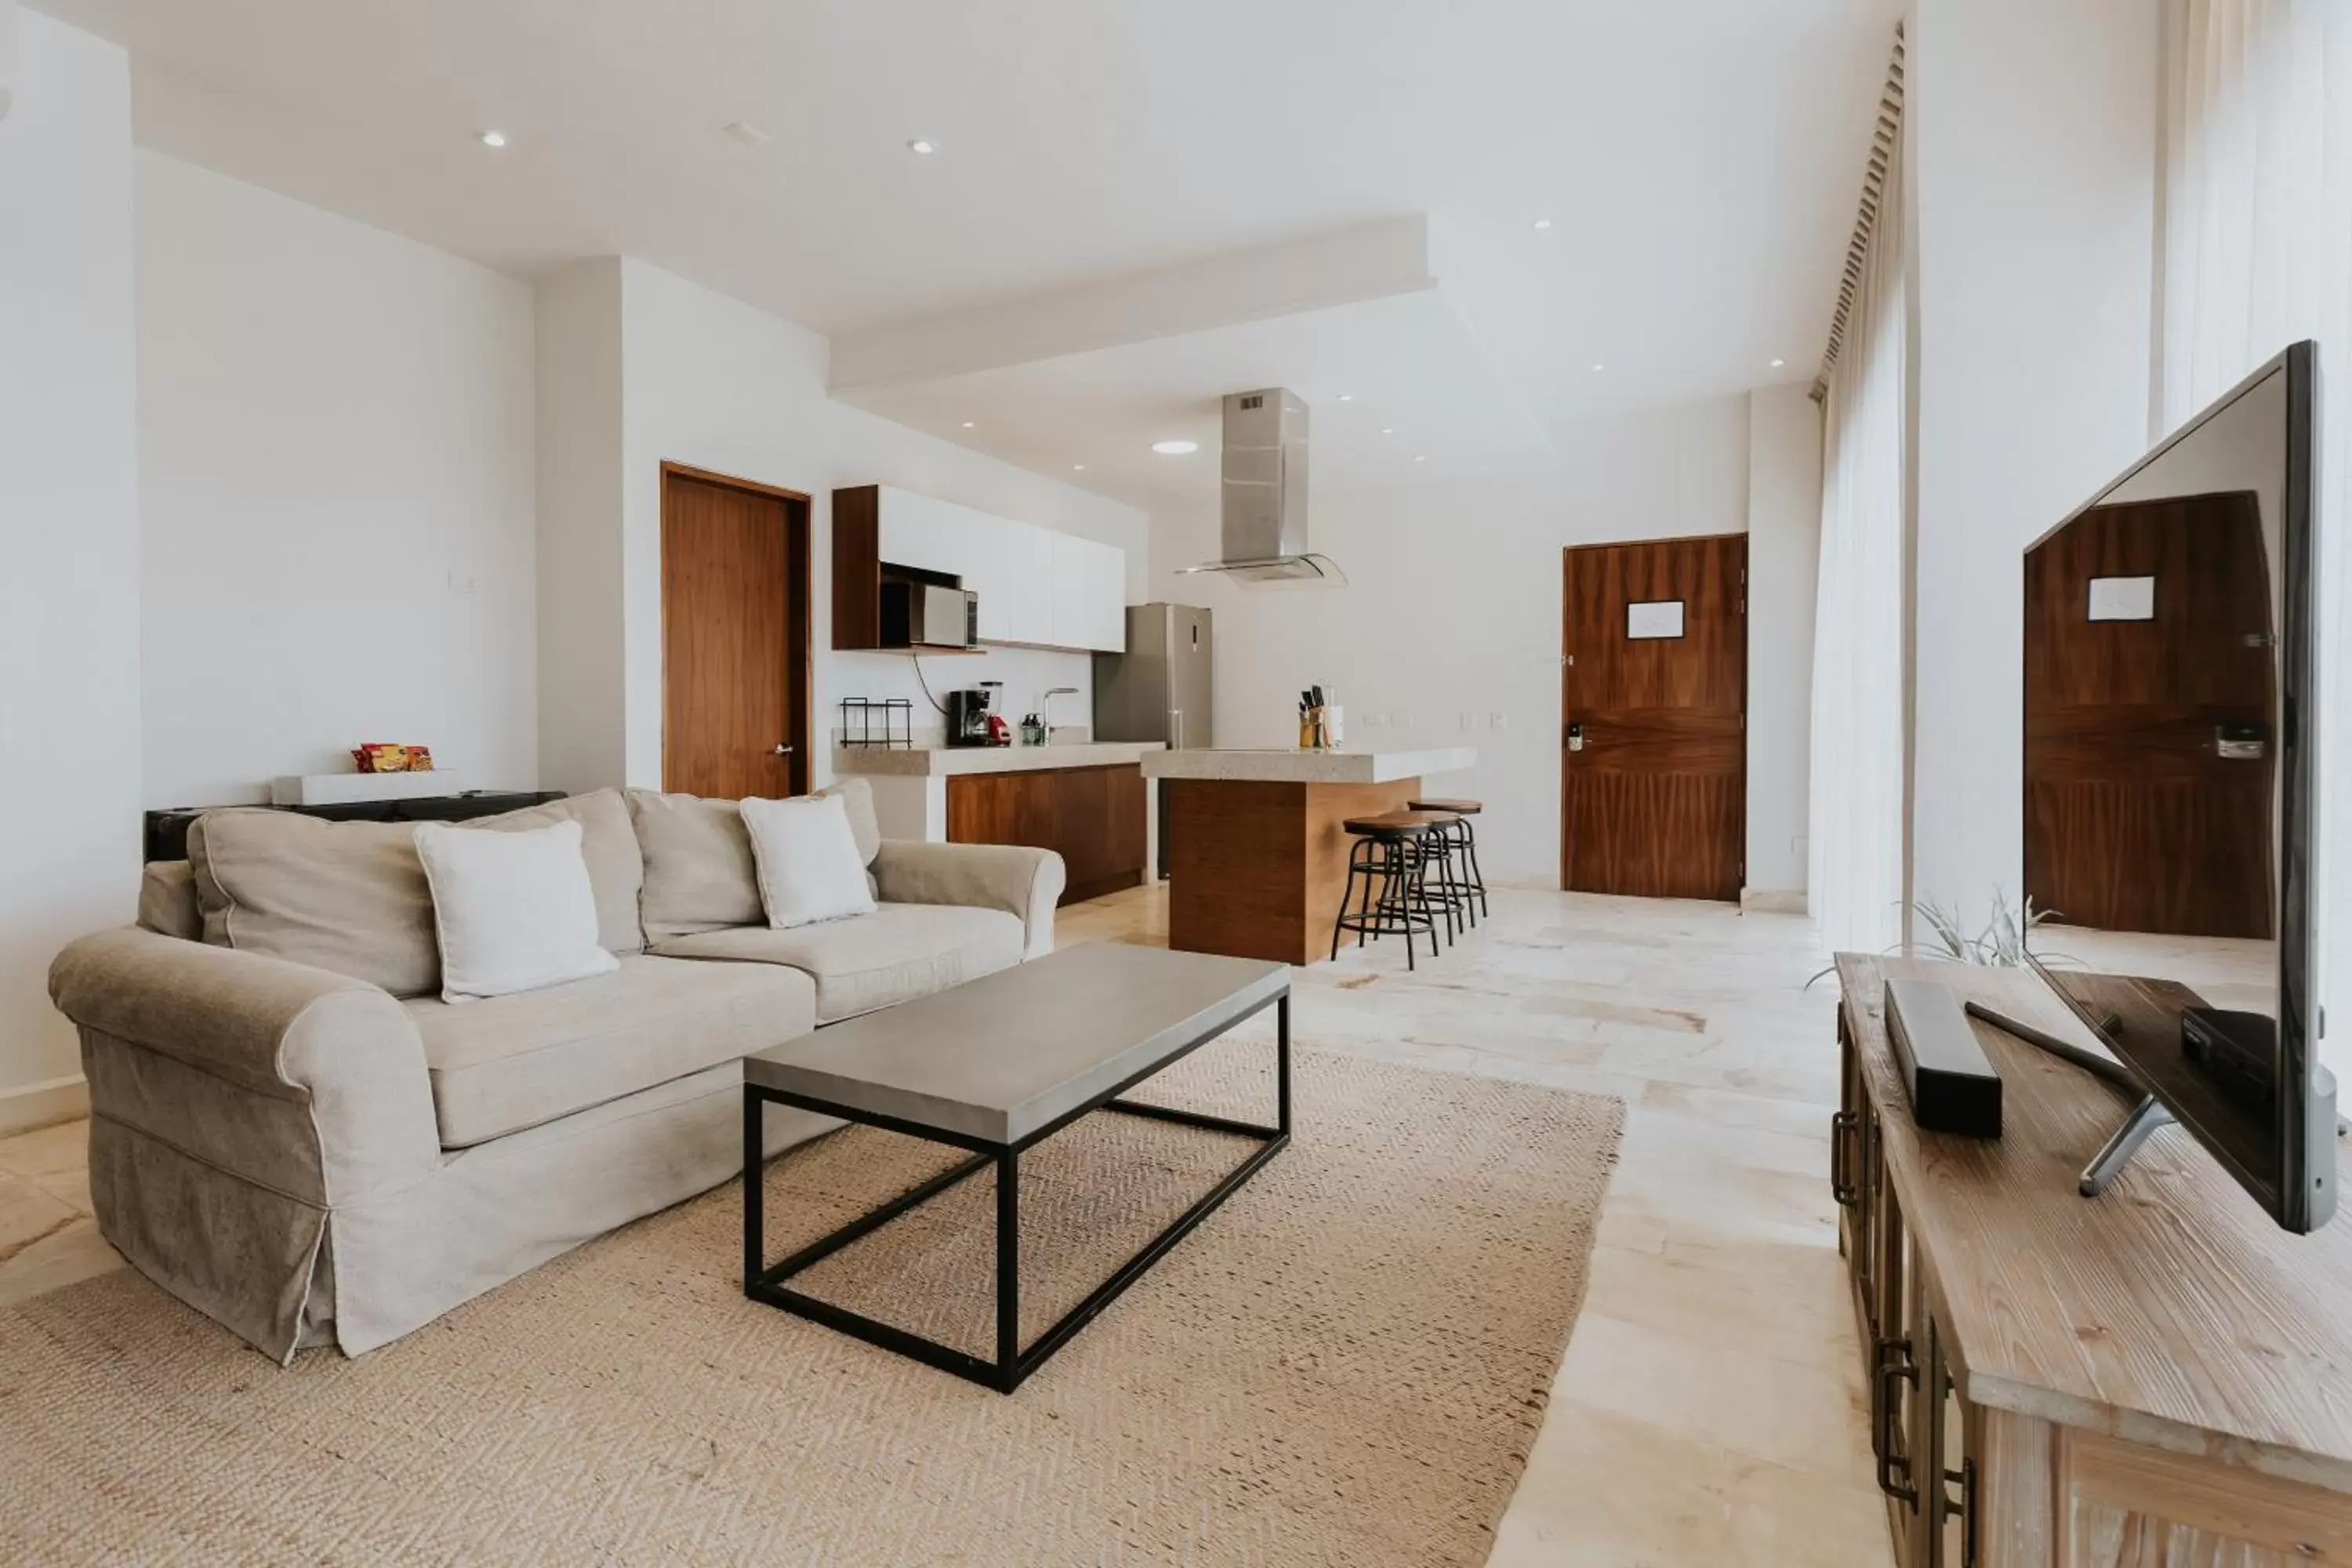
<box><xmin>1962</xmin><ymin>1002</ymin><xmax>2166</xmax><ymax>1196</ymax></box>
<box><xmin>2078</xmin><ymin>1094</ymin><xmax>2175</xmax><ymax>1196</ymax></box>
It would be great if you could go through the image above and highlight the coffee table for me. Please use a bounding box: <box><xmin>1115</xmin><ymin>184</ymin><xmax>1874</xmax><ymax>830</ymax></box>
<box><xmin>741</xmin><ymin>942</ymin><xmax>1291</xmax><ymax>1393</ymax></box>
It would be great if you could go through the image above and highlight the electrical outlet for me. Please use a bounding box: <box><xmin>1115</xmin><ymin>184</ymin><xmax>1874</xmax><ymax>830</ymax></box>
<box><xmin>1399</xmin><ymin>711</ymin><xmax>1417</xmax><ymax>728</ymax></box>
<box><xmin>447</xmin><ymin>569</ymin><xmax>479</xmax><ymax>598</ymax></box>
<box><xmin>1489</xmin><ymin>712</ymin><xmax>1508</xmax><ymax>731</ymax></box>
<box><xmin>1459</xmin><ymin>710</ymin><xmax>1477</xmax><ymax>731</ymax></box>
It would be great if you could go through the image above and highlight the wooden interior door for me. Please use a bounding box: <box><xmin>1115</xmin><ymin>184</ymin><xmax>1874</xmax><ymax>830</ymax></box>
<box><xmin>1561</xmin><ymin>534</ymin><xmax>1746</xmax><ymax>899</ymax></box>
<box><xmin>2023</xmin><ymin>493</ymin><xmax>2273</xmax><ymax>938</ymax></box>
<box><xmin>661</xmin><ymin>464</ymin><xmax>811</xmax><ymax>799</ymax></box>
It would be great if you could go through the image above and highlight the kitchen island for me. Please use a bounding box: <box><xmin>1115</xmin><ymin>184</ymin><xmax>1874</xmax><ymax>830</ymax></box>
<box><xmin>834</xmin><ymin>742</ymin><xmax>1164</xmax><ymax>904</ymax></box>
<box><xmin>1141</xmin><ymin>747</ymin><xmax>1477</xmax><ymax>964</ymax></box>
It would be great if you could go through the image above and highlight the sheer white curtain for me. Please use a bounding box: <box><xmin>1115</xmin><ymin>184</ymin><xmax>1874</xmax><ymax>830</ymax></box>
<box><xmin>2164</xmin><ymin>0</ymin><xmax>2352</xmax><ymax>1062</ymax></box>
<box><xmin>1808</xmin><ymin>111</ymin><xmax>1908</xmax><ymax>953</ymax></box>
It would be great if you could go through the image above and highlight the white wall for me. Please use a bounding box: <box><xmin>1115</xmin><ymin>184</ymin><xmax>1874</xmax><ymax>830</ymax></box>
<box><xmin>536</xmin><ymin>257</ymin><xmax>1152</xmax><ymax>790</ymax></box>
<box><xmin>1746</xmin><ymin>383</ymin><xmax>1824</xmax><ymax>901</ymax></box>
<box><xmin>535</xmin><ymin>259</ymin><xmax>628</xmax><ymax>794</ymax></box>
<box><xmin>1906</xmin><ymin>0</ymin><xmax>2161</xmax><ymax>923</ymax></box>
<box><xmin>0</xmin><ymin>12</ymin><xmax>140</xmax><ymax>1107</ymax></box>
<box><xmin>136</xmin><ymin>152</ymin><xmax>539</xmax><ymax>807</ymax></box>
<box><xmin>1147</xmin><ymin>391</ymin><xmax>1820</xmax><ymax>887</ymax></box>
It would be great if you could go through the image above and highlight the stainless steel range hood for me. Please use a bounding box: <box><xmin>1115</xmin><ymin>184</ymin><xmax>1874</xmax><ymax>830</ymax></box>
<box><xmin>1178</xmin><ymin>388</ymin><xmax>1346</xmax><ymax>586</ymax></box>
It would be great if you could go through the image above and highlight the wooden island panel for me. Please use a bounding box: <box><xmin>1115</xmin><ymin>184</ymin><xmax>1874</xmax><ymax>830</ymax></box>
<box><xmin>1166</xmin><ymin>778</ymin><xmax>1418</xmax><ymax>965</ymax></box>
<box><xmin>946</xmin><ymin>764</ymin><xmax>1148</xmax><ymax>906</ymax></box>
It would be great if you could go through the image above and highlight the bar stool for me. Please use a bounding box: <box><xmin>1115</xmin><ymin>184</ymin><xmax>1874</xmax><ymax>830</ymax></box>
<box><xmin>1409</xmin><ymin>797</ymin><xmax>1488</xmax><ymax>924</ymax></box>
<box><xmin>1331</xmin><ymin>810</ymin><xmax>1458</xmax><ymax>969</ymax></box>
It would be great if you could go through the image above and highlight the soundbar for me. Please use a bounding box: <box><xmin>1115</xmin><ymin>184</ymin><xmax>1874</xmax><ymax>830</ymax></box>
<box><xmin>1885</xmin><ymin>978</ymin><xmax>2003</xmax><ymax>1138</ymax></box>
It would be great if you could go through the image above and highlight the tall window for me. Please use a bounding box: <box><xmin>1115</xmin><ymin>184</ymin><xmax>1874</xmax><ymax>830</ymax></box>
<box><xmin>2163</xmin><ymin>0</ymin><xmax>2352</xmax><ymax>1063</ymax></box>
<box><xmin>1809</xmin><ymin>31</ymin><xmax>1908</xmax><ymax>953</ymax></box>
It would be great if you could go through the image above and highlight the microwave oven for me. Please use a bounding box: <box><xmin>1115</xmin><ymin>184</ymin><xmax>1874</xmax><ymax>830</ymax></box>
<box><xmin>879</xmin><ymin>582</ymin><xmax>978</xmax><ymax>648</ymax></box>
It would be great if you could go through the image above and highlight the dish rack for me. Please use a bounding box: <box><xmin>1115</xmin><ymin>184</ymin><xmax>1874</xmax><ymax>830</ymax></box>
<box><xmin>838</xmin><ymin>697</ymin><xmax>914</xmax><ymax>750</ymax></box>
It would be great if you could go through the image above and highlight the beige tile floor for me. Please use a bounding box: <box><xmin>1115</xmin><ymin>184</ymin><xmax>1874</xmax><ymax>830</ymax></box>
<box><xmin>0</xmin><ymin>882</ymin><xmax>1890</xmax><ymax>1567</ymax></box>
<box><xmin>1061</xmin><ymin>883</ymin><xmax>1889</xmax><ymax>1567</ymax></box>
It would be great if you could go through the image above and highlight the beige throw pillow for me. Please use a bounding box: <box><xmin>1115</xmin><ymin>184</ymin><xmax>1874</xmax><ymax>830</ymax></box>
<box><xmin>739</xmin><ymin>794</ymin><xmax>878</xmax><ymax>929</ymax></box>
<box><xmin>414</xmin><ymin>818</ymin><xmax>619</xmax><ymax>1003</ymax></box>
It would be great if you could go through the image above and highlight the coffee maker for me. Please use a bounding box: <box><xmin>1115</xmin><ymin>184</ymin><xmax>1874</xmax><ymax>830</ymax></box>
<box><xmin>945</xmin><ymin>688</ymin><xmax>996</xmax><ymax>747</ymax></box>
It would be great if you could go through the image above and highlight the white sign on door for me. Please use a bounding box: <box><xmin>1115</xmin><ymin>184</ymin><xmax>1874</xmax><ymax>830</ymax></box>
<box><xmin>2086</xmin><ymin>575</ymin><xmax>2156</xmax><ymax>622</ymax></box>
<box><xmin>1626</xmin><ymin>600</ymin><xmax>1686</xmax><ymax>640</ymax></box>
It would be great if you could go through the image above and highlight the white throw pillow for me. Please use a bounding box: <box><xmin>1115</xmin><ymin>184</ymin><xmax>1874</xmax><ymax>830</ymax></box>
<box><xmin>414</xmin><ymin>818</ymin><xmax>620</xmax><ymax>1003</ymax></box>
<box><xmin>739</xmin><ymin>793</ymin><xmax>880</xmax><ymax>929</ymax></box>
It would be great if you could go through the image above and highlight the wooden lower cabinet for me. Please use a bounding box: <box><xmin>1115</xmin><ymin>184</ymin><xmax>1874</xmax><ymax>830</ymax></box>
<box><xmin>946</xmin><ymin>764</ymin><xmax>1147</xmax><ymax>905</ymax></box>
<box><xmin>1833</xmin><ymin>956</ymin><xmax>2352</xmax><ymax>1568</ymax></box>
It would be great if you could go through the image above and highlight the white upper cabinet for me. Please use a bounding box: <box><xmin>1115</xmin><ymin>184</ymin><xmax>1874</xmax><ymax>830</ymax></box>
<box><xmin>1003</xmin><ymin>524</ymin><xmax>1058</xmax><ymax>646</ymax></box>
<box><xmin>872</xmin><ymin>485</ymin><xmax>1123</xmax><ymax>653</ymax></box>
<box><xmin>1051</xmin><ymin>533</ymin><xmax>1127</xmax><ymax>652</ymax></box>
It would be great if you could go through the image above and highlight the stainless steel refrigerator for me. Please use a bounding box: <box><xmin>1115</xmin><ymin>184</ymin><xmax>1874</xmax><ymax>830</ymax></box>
<box><xmin>1094</xmin><ymin>604</ymin><xmax>1212</xmax><ymax>877</ymax></box>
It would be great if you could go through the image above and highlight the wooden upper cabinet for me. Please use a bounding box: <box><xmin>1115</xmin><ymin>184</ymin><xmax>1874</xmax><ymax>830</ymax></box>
<box><xmin>833</xmin><ymin>484</ymin><xmax>1126</xmax><ymax>653</ymax></box>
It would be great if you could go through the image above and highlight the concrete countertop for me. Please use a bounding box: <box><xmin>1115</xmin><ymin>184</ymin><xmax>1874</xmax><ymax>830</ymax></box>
<box><xmin>1140</xmin><ymin>747</ymin><xmax>1477</xmax><ymax>784</ymax></box>
<box><xmin>833</xmin><ymin>742</ymin><xmax>1167</xmax><ymax>778</ymax></box>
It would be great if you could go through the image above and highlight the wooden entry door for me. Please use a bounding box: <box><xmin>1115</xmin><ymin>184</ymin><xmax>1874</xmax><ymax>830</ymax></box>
<box><xmin>661</xmin><ymin>463</ymin><xmax>811</xmax><ymax>799</ymax></box>
<box><xmin>2023</xmin><ymin>494</ymin><xmax>2274</xmax><ymax>937</ymax></box>
<box><xmin>1561</xmin><ymin>534</ymin><xmax>1746</xmax><ymax>899</ymax></box>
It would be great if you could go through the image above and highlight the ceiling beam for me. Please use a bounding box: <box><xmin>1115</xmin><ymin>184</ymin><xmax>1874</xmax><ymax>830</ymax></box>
<box><xmin>828</xmin><ymin>216</ymin><xmax>1436</xmax><ymax>392</ymax></box>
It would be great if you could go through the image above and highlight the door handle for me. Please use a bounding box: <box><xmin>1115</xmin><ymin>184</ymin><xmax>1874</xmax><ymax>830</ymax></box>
<box><xmin>772</xmin><ymin>744</ymin><xmax>794</xmax><ymax>756</ymax></box>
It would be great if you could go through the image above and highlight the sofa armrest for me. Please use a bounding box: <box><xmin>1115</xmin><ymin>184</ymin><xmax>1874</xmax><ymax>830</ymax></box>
<box><xmin>49</xmin><ymin>927</ymin><xmax>439</xmax><ymax>1203</ymax></box>
<box><xmin>870</xmin><ymin>841</ymin><xmax>1065</xmax><ymax>958</ymax></box>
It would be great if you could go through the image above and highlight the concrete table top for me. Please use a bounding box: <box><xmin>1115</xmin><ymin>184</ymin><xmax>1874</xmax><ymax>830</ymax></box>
<box><xmin>742</xmin><ymin>944</ymin><xmax>1289</xmax><ymax>1146</ymax></box>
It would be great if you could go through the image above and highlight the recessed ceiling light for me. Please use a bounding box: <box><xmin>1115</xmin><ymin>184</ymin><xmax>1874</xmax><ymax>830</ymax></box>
<box><xmin>1592</xmin><ymin>362</ymin><xmax>1606</xmax><ymax>372</ymax></box>
<box><xmin>1338</xmin><ymin>394</ymin><xmax>1354</xmax><ymax>402</ymax></box>
<box><xmin>1770</xmin><ymin>358</ymin><xmax>1787</xmax><ymax>368</ymax></box>
<box><xmin>960</xmin><ymin>420</ymin><xmax>975</xmax><ymax>429</ymax></box>
<box><xmin>907</xmin><ymin>139</ymin><xmax>937</xmax><ymax>155</ymax></box>
<box><xmin>724</xmin><ymin>121</ymin><xmax>774</xmax><ymax>147</ymax></box>
<box><xmin>1532</xmin><ymin>218</ymin><xmax>1553</xmax><ymax>230</ymax></box>
<box><xmin>1073</xmin><ymin>463</ymin><xmax>1086</xmax><ymax>472</ymax></box>
<box><xmin>1381</xmin><ymin>427</ymin><xmax>1396</xmax><ymax>435</ymax></box>
<box><xmin>1151</xmin><ymin>440</ymin><xmax>1198</xmax><ymax>456</ymax></box>
<box><xmin>479</xmin><ymin>129</ymin><xmax>509</xmax><ymax>149</ymax></box>
<box><xmin>1414</xmin><ymin>455</ymin><xmax>1428</xmax><ymax>463</ymax></box>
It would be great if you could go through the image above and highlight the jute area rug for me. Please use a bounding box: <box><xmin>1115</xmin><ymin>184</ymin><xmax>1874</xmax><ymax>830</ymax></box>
<box><xmin>0</xmin><ymin>1042</ymin><xmax>1621</xmax><ymax>1566</ymax></box>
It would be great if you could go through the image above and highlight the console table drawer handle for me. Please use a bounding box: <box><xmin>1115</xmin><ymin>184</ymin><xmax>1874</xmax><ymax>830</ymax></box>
<box><xmin>1831</xmin><ymin>1110</ymin><xmax>1861</xmax><ymax>1207</ymax></box>
<box><xmin>1871</xmin><ymin>1335</ymin><xmax>1920</xmax><ymax>1508</ymax></box>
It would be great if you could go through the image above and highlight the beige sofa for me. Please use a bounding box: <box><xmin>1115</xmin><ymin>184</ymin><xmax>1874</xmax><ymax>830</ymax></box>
<box><xmin>45</xmin><ymin>782</ymin><xmax>1065</xmax><ymax>1363</ymax></box>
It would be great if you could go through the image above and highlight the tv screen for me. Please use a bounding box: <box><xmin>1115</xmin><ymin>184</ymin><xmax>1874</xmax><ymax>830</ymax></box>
<box><xmin>2022</xmin><ymin>340</ymin><xmax>2334</xmax><ymax>1233</ymax></box>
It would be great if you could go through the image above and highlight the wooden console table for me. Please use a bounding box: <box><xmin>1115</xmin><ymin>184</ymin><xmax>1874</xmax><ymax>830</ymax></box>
<box><xmin>1833</xmin><ymin>954</ymin><xmax>2352</xmax><ymax>1566</ymax></box>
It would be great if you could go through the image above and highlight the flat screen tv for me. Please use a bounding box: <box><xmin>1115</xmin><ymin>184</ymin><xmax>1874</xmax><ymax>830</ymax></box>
<box><xmin>2020</xmin><ymin>339</ymin><xmax>2336</xmax><ymax>1234</ymax></box>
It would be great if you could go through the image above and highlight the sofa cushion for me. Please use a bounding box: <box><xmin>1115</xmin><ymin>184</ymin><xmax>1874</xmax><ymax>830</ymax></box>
<box><xmin>650</xmin><ymin>902</ymin><xmax>1022</xmax><ymax>1023</ymax></box>
<box><xmin>626</xmin><ymin>789</ymin><xmax>764</xmax><ymax>943</ymax></box>
<box><xmin>187</xmin><ymin>790</ymin><xmax>646</xmax><ymax>999</ymax></box>
<box><xmin>821</xmin><ymin>776</ymin><xmax>884</xmax><ymax>867</ymax></box>
<box><xmin>630</xmin><ymin>779</ymin><xmax>883</xmax><ymax>945</ymax></box>
<box><xmin>405</xmin><ymin>953</ymin><xmax>815</xmax><ymax>1148</ymax></box>
<box><xmin>190</xmin><ymin>811</ymin><xmax>440</xmax><ymax>997</ymax></box>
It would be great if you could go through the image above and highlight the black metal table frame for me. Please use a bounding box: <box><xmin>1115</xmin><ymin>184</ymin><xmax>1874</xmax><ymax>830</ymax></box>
<box><xmin>742</xmin><ymin>989</ymin><xmax>1290</xmax><ymax>1394</ymax></box>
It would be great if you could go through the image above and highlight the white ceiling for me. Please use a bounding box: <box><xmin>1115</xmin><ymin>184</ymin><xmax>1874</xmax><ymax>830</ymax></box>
<box><xmin>41</xmin><ymin>0</ymin><xmax>1904</xmax><ymax>499</ymax></box>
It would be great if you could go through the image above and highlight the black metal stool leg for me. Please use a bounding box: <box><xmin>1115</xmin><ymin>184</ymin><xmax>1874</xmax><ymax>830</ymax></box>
<box><xmin>1462</xmin><ymin>818</ymin><xmax>1489</xmax><ymax>917</ymax></box>
<box><xmin>1388</xmin><ymin>838</ymin><xmax>1417</xmax><ymax>970</ymax></box>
